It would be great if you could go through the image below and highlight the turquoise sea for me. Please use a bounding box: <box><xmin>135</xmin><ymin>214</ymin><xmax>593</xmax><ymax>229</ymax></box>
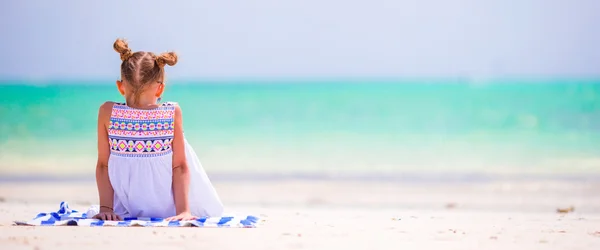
<box><xmin>1</xmin><ymin>79</ymin><xmax>599</xmax><ymax>180</ymax></box>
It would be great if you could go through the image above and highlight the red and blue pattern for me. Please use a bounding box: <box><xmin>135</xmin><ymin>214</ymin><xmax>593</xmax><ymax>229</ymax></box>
<box><xmin>108</xmin><ymin>102</ymin><xmax>176</xmax><ymax>157</ymax></box>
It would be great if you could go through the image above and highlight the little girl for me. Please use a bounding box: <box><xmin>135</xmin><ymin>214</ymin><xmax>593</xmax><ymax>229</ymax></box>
<box><xmin>93</xmin><ymin>39</ymin><xmax>224</xmax><ymax>221</ymax></box>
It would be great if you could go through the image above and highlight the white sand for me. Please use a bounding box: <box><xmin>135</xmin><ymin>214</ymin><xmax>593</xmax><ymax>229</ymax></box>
<box><xmin>1</xmin><ymin>180</ymin><xmax>600</xmax><ymax>250</ymax></box>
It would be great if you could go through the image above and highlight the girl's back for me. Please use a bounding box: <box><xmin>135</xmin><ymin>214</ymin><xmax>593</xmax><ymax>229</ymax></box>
<box><xmin>108</xmin><ymin>102</ymin><xmax>178</xmax><ymax>217</ymax></box>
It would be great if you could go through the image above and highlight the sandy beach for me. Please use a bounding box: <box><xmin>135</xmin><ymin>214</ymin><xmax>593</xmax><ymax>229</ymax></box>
<box><xmin>0</xmin><ymin>179</ymin><xmax>599</xmax><ymax>250</ymax></box>
<box><xmin>3</xmin><ymin>0</ymin><xmax>599</xmax><ymax>249</ymax></box>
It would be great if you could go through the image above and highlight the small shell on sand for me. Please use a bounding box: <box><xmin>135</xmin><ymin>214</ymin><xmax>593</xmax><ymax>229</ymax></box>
<box><xmin>556</xmin><ymin>206</ymin><xmax>575</xmax><ymax>214</ymax></box>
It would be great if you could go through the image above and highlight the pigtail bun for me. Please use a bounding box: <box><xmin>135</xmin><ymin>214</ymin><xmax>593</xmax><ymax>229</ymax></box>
<box><xmin>114</xmin><ymin>38</ymin><xmax>133</xmax><ymax>61</ymax></box>
<box><xmin>155</xmin><ymin>52</ymin><xmax>178</xmax><ymax>68</ymax></box>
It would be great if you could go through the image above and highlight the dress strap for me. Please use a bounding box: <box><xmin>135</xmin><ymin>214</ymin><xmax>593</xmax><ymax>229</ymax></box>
<box><xmin>161</xmin><ymin>101</ymin><xmax>177</xmax><ymax>107</ymax></box>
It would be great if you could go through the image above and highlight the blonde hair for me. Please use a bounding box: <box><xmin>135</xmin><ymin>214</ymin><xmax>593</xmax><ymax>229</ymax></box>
<box><xmin>113</xmin><ymin>38</ymin><xmax>178</xmax><ymax>104</ymax></box>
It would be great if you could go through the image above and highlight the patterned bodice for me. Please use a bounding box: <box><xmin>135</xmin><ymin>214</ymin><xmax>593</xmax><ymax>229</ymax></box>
<box><xmin>108</xmin><ymin>102</ymin><xmax>175</xmax><ymax>157</ymax></box>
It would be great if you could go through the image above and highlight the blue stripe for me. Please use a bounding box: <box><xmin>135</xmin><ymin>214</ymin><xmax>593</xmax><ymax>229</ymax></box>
<box><xmin>50</xmin><ymin>213</ymin><xmax>60</xmax><ymax>220</ymax></box>
<box><xmin>91</xmin><ymin>220</ymin><xmax>105</xmax><ymax>226</ymax></box>
<box><xmin>41</xmin><ymin>220</ymin><xmax>56</xmax><ymax>225</ymax></box>
<box><xmin>246</xmin><ymin>216</ymin><xmax>259</xmax><ymax>223</ymax></box>
<box><xmin>58</xmin><ymin>202</ymin><xmax>66</xmax><ymax>213</ymax></box>
<box><xmin>117</xmin><ymin>221</ymin><xmax>131</xmax><ymax>226</ymax></box>
<box><xmin>217</xmin><ymin>217</ymin><xmax>233</xmax><ymax>225</ymax></box>
<box><xmin>34</xmin><ymin>213</ymin><xmax>47</xmax><ymax>220</ymax></box>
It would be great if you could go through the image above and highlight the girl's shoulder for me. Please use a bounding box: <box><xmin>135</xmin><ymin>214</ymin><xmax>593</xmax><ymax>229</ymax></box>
<box><xmin>97</xmin><ymin>101</ymin><xmax>117</xmax><ymax>121</ymax></box>
<box><xmin>163</xmin><ymin>102</ymin><xmax>184</xmax><ymax>118</ymax></box>
<box><xmin>99</xmin><ymin>101</ymin><xmax>117</xmax><ymax>112</ymax></box>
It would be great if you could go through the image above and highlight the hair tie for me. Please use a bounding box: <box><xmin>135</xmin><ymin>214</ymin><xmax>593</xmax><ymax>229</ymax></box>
<box><xmin>155</xmin><ymin>56</ymin><xmax>165</xmax><ymax>68</ymax></box>
<box><xmin>121</xmin><ymin>50</ymin><xmax>133</xmax><ymax>61</ymax></box>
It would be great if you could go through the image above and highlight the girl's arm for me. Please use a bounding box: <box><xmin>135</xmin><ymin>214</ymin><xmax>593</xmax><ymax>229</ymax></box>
<box><xmin>167</xmin><ymin>104</ymin><xmax>195</xmax><ymax>221</ymax></box>
<box><xmin>94</xmin><ymin>102</ymin><xmax>120</xmax><ymax>220</ymax></box>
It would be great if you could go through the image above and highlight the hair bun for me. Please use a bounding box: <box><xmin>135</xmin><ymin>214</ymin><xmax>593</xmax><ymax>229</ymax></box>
<box><xmin>155</xmin><ymin>52</ymin><xmax>178</xmax><ymax>68</ymax></box>
<box><xmin>113</xmin><ymin>38</ymin><xmax>133</xmax><ymax>61</ymax></box>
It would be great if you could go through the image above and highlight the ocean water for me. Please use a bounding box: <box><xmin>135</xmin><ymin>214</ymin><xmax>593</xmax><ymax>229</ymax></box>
<box><xmin>1</xmin><ymin>79</ymin><xmax>599</xmax><ymax>179</ymax></box>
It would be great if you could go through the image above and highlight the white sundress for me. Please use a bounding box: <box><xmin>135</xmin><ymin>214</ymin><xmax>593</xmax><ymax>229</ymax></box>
<box><xmin>105</xmin><ymin>102</ymin><xmax>224</xmax><ymax>218</ymax></box>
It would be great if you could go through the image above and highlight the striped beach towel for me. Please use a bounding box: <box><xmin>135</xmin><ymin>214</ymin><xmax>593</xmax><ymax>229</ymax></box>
<box><xmin>14</xmin><ymin>201</ymin><xmax>260</xmax><ymax>228</ymax></box>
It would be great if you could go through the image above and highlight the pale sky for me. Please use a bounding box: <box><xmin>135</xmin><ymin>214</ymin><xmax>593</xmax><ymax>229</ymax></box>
<box><xmin>0</xmin><ymin>0</ymin><xmax>599</xmax><ymax>79</ymax></box>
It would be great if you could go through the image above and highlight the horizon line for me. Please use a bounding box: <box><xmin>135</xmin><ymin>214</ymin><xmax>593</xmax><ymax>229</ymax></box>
<box><xmin>2</xmin><ymin>76</ymin><xmax>600</xmax><ymax>85</ymax></box>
